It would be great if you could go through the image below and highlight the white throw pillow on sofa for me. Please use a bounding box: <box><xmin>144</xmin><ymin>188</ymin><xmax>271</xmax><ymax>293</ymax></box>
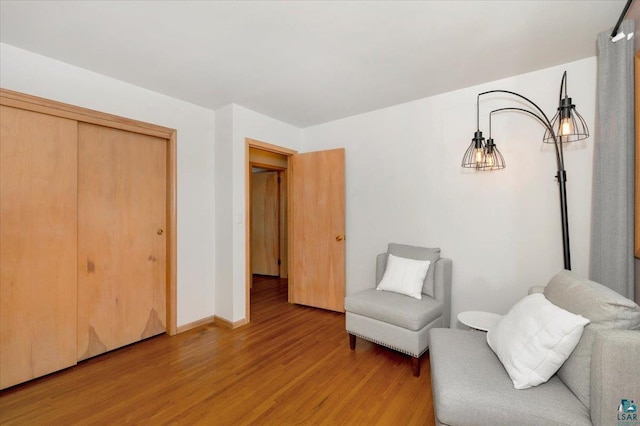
<box><xmin>486</xmin><ymin>293</ymin><xmax>590</xmax><ymax>389</ymax></box>
<box><xmin>376</xmin><ymin>253</ymin><xmax>430</xmax><ymax>300</ymax></box>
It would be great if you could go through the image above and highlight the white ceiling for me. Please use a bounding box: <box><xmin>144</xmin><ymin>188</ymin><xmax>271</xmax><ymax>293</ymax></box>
<box><xmin>0</xmin><ymin>0</ymin><xmax>629</xmax><ymax>128</ymax></box>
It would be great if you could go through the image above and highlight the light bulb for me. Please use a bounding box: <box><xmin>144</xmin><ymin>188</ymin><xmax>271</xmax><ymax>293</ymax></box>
<box><xmin>486</xmin><ymin>154</ymin><xmax>495</xmax><ymax>167</ymax></box>
<box><xmin>560</xmin><ymin>117</ymin><xmax>573</xmax><ymax>136</ymax></box>
<box><xmin>474</xmin><ymin>148</ymin><xmax>484</xmax><ymax>163</ymax></box>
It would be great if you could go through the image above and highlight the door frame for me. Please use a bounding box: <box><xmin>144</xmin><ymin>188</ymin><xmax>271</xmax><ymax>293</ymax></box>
<box><xmin>245</xmin><ymin>138</ymin><xmax>296</xmax><ymax>323</ymax></box>
<box><xmin>0</xmin><ymin>88</ymin><xmax>178</xmax><ymax>336</ymax></box>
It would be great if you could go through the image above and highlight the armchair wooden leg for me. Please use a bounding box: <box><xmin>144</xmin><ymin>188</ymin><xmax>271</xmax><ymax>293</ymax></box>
<box><xmin>349</xmin><ymin>333</ymin><xmax>356</xmax><ymax>350</ymax></box>
<box><xmin>411</xmin><ymin>356</ymin><xmax>420</xmax><ymax>377</ymax></box>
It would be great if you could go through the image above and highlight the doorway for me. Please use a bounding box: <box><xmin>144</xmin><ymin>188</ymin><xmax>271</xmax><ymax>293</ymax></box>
<box><xmin>245</xmin><ymin>139</ymin><xmax>296</xmax><ymax>322</ymax></box>
<box><xmin>245</xmin><ymin>139</ymin><xmax>347</xmax><ymax>323</ymax></box>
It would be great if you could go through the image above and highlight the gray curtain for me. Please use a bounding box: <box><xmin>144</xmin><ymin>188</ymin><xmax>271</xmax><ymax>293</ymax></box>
<box><xmin>590</xmin><ymin>20</ymin><xmax>635</xmax><ymax>300</ymax></box>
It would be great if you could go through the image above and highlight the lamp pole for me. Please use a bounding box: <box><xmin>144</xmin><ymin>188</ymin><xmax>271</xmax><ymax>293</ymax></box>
<box><xmin>558</xmin><ymin>170</ymin><xmax>571</xmax><ymax>270</ymax></box>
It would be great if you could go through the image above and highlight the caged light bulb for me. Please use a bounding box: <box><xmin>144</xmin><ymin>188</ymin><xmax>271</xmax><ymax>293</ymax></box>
<box><xmin>560</xmin><ymin>118</ymin><xmax>573</xmax><ymax>136</ymax></box>
<box><xmin>474</xmin><ymin>148</ymin><xmax>484</xmax><ymax>164</ymax></box>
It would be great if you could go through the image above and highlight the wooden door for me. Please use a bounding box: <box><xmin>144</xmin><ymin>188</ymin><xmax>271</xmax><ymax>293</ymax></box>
<box><xmin>0</xmin><ymin>106</ymin><xmax>78</xmax><ymax>389</ymax></box>
<box><xmin>77</xmin><ymin>123</ymin><xmax>166</xmax><ymax>360</ymax></box>
<box><xmin>290</xmin><ymin>148</ymin><xmax>345</xmax><ymax>312</ymax></box>
<box><xmin>251</xmin><ymin>171</ymin><xmax>280</xmax><ymax>276</ymax></box>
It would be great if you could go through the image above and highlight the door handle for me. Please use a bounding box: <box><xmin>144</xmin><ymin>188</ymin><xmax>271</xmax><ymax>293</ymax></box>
<box><xmin>336</xmin><ymin>235</ymin><xmax>344</xmax><ymax>241</ymax></box>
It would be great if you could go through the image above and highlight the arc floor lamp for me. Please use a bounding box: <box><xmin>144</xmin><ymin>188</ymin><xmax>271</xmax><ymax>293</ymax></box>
<box><xmin>461</xmin><ymin>71</ymin><xmax>589</xmax><ymax>270</ymax></box>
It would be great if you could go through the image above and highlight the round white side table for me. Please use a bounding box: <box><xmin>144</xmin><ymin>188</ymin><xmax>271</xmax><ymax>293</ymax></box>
<box><xmin>457</xmin><ymin>311</ymin><xmax>502</xmax><ymax>332</ymax></box>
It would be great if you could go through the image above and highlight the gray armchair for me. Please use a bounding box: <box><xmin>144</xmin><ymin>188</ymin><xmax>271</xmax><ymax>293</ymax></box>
<box><xmin>345</xmin><ymin>243</ymin><xmax>452</xmax><ymax>376</ymax></box>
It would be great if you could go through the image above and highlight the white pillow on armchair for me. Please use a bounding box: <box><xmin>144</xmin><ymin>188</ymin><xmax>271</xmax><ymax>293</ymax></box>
<box><xmin>376</xmin><ymin>253</ymin><xmax>430</xmax><ymax>300</ymax></box>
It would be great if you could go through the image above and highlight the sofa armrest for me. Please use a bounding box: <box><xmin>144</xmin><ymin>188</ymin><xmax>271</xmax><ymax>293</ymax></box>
<box><xmin>434</xmin><ymin>258</ymin><xmax>452</xmax><ymax>328</ymax></box>
<box><xmin>590</xmin><ymin>329</ymin><xmax>640</xmax><ymax>426</ymax></box>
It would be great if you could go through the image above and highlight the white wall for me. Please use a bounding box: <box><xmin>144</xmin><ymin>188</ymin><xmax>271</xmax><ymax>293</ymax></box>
<box><xmin>0</xmin><ymin>43</ymin><xmax>217</xmax><ymax>327</ymax></box>
<box><xmin>302</xmin><ymin>58</ymin><xmax>596</xmax><ymax>325</ymax></box>
<box><xmin>214</xmin><ymin>105</ymin><xmax>234</xmax><ymax>321</ymax></box>
<box><xmin>1</xmin><ymin>41</ymin><xmax>600</xmax><ymax>327</ymax></box>
<box><xmin>214</xmin><ymin>104</ymin><xmax>302</xmax><ymax>322</ymax></box>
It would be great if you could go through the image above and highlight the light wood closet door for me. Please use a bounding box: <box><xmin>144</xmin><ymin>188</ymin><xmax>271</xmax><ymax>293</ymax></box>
<box><xmin>0</xmin><ymin>106</ymin><xmax>78</xmax><ymax>389</ymax></box>
<box><xmin>251</xmin><ymin>171</ymin><xmax>280</xmax><ymax>276</ymax></box>
<box><xmin>77</xmin><ymin>123</ymin><xmax>166</xmax><ymax>360</ymax></box>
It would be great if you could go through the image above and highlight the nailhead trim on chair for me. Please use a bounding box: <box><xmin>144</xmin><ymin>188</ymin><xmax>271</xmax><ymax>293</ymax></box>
<box><xmin>347</xmin><ymin>331</ymin><xmax>428</xmax><ymax>358</ymax></box>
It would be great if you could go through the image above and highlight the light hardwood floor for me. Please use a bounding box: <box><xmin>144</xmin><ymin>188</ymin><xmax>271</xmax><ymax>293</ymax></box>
<box><xmin>0</xmin><ymin>276</ymin><xmax>435</xmax><ymax>425</ymax></box>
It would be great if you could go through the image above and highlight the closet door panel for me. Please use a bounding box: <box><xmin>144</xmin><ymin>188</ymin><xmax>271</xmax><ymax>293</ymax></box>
<box><xmin>77</xmin><ymin>123</ymin><xmax>166</xmax><ymax>360</ymax></box>
<box><xmin>251</xmin><ymin>171</ymin><xmax>280</xmax><ymax>276</ymax></box>
<box><xmin>0</xmin><ymin>106</ymin><xmax>78</xmax><ymax>389</ymax></box>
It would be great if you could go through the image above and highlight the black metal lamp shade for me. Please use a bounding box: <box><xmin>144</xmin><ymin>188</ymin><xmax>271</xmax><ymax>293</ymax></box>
<box><xmin>483</xmin><ymin>138</ymin><xmax>506</xmax><ymax>170</ymax></box>
<box><xmin>543</xmin><ymin>72</ymin><xmax>589</xmax><ymax>143</ymax></box>
<box><xmin>461</xmin><ymin>130</ymin><xmax>486</xmax><ymax>169</ymax></box>
<box><xmin>543</xmin><ymin>97</ymin><xmax>590</xmax><ymax>143</ymax></box>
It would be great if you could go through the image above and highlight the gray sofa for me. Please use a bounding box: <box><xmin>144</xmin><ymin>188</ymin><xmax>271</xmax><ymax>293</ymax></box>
<box><xmin>429</xmin><ymin>270</ymin><xmax>640</xmax><ymax>426</ymax></box>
